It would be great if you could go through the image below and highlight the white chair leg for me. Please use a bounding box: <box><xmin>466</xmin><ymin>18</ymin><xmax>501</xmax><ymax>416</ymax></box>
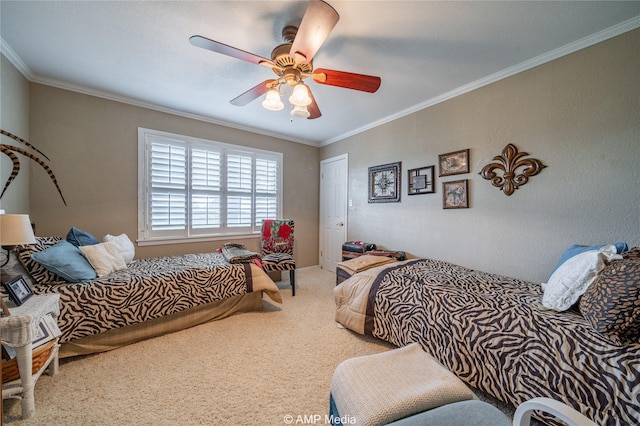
<box><xmin>513</xmin><ymin>397</ymin><xmax>597</xmax><ymax>426</ymax></box>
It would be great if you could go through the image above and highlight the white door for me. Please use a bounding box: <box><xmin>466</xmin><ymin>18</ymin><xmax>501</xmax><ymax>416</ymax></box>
<box><xmin>320</xmin><ymin>154</ymin><xmax>348</xmax><ymax>272</ymax></box>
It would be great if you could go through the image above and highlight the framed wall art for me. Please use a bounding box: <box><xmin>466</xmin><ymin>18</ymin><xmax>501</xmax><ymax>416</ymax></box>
<box><xmin>443</xmin><ymin>179</ymin><xmax>469</xmax><ymax>209</ymax></box>
<box><xmin>407</xmin><ymin>166</ymin><xmax>435</xmax><ymax>195</ymax></box>
<box><xmin>438</xmin><ymin>149</ymin><xmax>470</xmax><ymax>177</ymax></box>
<box><xmin>368</xmin><ymin>162</ymin><xmax>401</xmax><ymax>203</ymax></box>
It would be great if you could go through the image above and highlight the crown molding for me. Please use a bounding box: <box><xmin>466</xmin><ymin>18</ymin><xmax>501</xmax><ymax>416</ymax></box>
<box><xmin>0</xmin><ymin>38</ymin><xmax>34</xmax><ymax>80</ymax></box>
<box><xmin>30</xmin><ymin>75</ymin><xmax>318</xmax><ymax>147</ymax></box>
<box><xmin>3</xmin><ymin>14</ymin><xmax>638</xmax><ymax>148</ymax></box>
<box><xmin>0</xmin><ymin>36</ymin><xmax>316</xmax><ymax>147</ymax></box>
<box><xmin>321</xmin><ymin>16</ymin><xmax>640</xmax><ymax>146</ymax></box>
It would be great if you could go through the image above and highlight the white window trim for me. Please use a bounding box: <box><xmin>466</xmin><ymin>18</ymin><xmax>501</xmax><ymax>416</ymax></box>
<box><xmin>137</xmin><ymin>127</ymin><xmax>282</xmax><ymax>246</ymax></box>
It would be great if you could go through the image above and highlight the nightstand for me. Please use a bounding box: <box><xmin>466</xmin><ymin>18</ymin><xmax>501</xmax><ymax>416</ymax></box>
<box><xmin>0</xmin><ymin>293</ymin><xmax>60</xmax><ymax>419</ymax></box>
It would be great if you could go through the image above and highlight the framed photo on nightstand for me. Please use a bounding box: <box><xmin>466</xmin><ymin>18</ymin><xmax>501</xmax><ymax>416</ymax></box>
<box><xmin>3</xmin><ymin>275</ymin><xmax>34</xmax><ymax>306</ymax></box>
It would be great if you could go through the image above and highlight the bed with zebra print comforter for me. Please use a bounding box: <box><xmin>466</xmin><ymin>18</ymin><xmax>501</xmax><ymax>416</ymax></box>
<box><xmin>36</xmin><ymin>253</ymin><xmax>282</xmax><ymax>345</ymax></box>
<box><xmin>334</xmin><ymin>258</ymin><xmax>640</xmax><ymax>425</ymax></box>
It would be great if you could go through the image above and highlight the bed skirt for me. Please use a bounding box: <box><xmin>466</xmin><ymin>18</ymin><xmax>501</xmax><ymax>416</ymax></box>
<box><xmin>59</xmin><ymin>291</ymin><xmax>265</xmax><ymax>358</ymax></box>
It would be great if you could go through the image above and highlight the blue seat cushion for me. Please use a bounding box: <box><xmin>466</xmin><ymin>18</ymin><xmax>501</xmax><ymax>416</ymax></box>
<box><xmin>386</xmin><ymin>400</ymin><xmax>511</xmax><ymax>426</ymax></box>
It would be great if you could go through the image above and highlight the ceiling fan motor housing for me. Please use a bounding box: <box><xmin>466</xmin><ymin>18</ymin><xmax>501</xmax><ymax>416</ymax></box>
<box><xmin>270</xmin><ymin>26</ymin><xmax>314</xmax><ymax>80</ymax></box>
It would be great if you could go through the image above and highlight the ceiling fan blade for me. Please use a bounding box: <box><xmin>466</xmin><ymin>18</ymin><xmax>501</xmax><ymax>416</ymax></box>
<box><xmin>289</xmin><ymin>0</ymin><xmax>339</xmax><ymax>65</ymax></box>
<box><xmin>312</xmin><ymin>68</ymin><xmax>381</xmax><ymax>93</ymax></box>
<box><xmin>306</xmin><ymin>88</ymin><xmax>322</xmax><ymax>119</ymax></box>
<box><xmin>230</xmin><ymin>80</ymin><xmax>276</xmax><ymax>106</ymax></box>
<box><xmin>190</xmin><ymin>35</ymin><xmax>275</xmax><ymax>68</ymax></box>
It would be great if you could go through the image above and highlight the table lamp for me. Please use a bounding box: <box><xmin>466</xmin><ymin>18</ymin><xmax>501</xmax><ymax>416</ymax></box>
<box><xmin>0</xmin><ymin>214</ymin><xmax>36</xmax><ymax>267</ymax></box>
<box><xmin>0</xmin><ymin>214</ymin><xmax>36</xmax><ymax>315</ymax></box>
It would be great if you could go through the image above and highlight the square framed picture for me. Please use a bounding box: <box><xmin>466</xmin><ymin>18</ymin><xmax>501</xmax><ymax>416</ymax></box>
<box><xmin>408</xmin><ymin>166</ymin><xmax>435</xmax><ymax>195</ymax></box>
<box><xmin>438</xmin><ymin>149</ymin><xmax>470</xmax><ymax>176</ymax></box>
<box><xmin>368</xmin><ymin>162</ymin><xmax>401</xmax><ymax>203</ymax></box>
<box><xmin>443</xmin><ymin>179</ymin><xmax>469</xmax><ymax>209</ymax></box>
<box><xmin>3</xmin><ymin>275</ymin><xmax>34</xmax><ymax>306</ymax></box>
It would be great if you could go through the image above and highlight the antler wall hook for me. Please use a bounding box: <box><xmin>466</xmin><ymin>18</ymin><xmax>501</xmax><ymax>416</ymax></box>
<box><xmin>479</xmin><ymin>143</ymin><xmax>546</xmax><ymax>196</ymax></box>
<box><xmin>1</xmin><ymin>129</ymin><xmax>67</xmax><ymax>205</ymax></box>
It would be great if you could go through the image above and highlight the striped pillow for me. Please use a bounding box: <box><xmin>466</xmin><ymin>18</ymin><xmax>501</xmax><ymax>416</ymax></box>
<box><xmin>15</xmin><ymin>236</ymin><xmax>64</xmax><ymax>284</ymax></box>
<box><xmin>579</xmin><ymin>248</ymin><xmax>640</xmax><ymax>345</ymax></box>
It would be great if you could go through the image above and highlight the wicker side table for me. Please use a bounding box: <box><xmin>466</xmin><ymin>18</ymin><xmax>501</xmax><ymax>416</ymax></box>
<box><xmin>0</xmin><ymin>293</ymin><xmax>61</xmax><ymax>419</ymax></box>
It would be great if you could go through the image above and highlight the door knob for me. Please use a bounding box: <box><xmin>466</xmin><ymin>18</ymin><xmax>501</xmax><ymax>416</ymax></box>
<box><xmin>337</xmin><ymin>222</ymin><xmax>344</xmax><ymax>226</ymax></box>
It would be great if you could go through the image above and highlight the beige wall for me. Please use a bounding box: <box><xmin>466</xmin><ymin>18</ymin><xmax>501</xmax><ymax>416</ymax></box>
<box><xmin>321</xmin><ymin>29</ymin><xmax>640</xmax><ymax>283</ymax></box>
<box><xmin>7</xmin><ymin>29</ymin><xmax>640</xmax><ymax>280</ymax></box>
<box><xmin>0</xmin><ymin>53</ymin><xmax>30</xmax><ymax>213</ymax></box>
<box><xmin>27</xmin><ymin>85</ymin><xmax>319</xmax><ymax>267</ymax></box>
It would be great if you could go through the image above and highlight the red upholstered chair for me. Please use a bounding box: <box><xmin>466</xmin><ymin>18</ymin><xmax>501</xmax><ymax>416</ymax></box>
<box><xmin>260</xmin><ymin>219</ymin><xmax>296</xmax><ymax>296</ymax></box>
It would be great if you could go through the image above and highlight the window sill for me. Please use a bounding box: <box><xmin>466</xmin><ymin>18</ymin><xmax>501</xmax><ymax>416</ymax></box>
<box><xmin>136</xmin><ymin>234</ymin><xmax>259</xmax><ymax>247</ymax></box>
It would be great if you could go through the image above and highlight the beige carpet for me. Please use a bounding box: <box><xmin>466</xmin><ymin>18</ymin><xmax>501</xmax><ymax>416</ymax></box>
<box><xmin>3</xmin><ymin>266</ymin><xmax>515</xmax><ymax>425</ymax></box>
<box><xmin>4</xmin><ymin>267</ymin><xmax>395</xmax><ymax>425</ymax></box>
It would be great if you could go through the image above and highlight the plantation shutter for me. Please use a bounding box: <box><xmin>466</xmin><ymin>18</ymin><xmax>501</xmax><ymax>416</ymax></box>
<box><xmin>150</xmin><ymin>141</ymin><xmax>187</xmax><ymax>231</ymax></box>
<box><xmin>138</xmin><ymin>128</ymin><xmax>282</xmax><ymax>244</ymax></box>
<box><xmin>191</xmin><ymin>148</ymin><xmax>221</xmax><ymax>231</ymax></box>
<box><xmin>227</xmin><ymin>153</ymin><xmax>253</xmax><ymax>228</ymax></box>
<box><xmin>255</xmin><ymin>157</ymin><xmax>278</xmax><ymax>226</ymax></box>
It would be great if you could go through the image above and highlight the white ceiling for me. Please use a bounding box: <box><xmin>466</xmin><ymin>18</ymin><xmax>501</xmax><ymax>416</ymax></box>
<box><xmin>1</xmin><ymin>1</ymin><xmax>639</xmax><ymax>146</ymax></box>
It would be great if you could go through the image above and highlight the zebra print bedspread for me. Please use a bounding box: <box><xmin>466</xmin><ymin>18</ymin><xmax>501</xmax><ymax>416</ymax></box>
<box><xmin>334</xmin><ymin>259</ymin><xmax>640</xmax><ymax>426</ymax></box>
<box><xmin>35</xmin><ymin>253</ymin><xmax>281</xmax><ymax>343</ymax></box>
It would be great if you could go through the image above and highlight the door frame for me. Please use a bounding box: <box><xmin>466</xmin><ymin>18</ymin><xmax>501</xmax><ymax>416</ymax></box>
<box><xmin>319</xmin><ymin>153</ymin><xmax>349</xmax><ymax>270</ymax></box>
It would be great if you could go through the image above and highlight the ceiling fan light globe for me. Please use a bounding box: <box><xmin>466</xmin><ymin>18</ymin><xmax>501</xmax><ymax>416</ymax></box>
<box><xmin>262</xmin><ymin>89</ymin><xmax>284</xmax><ymax>111</ymax></box>
<box><xmin>291</xmin><ymin>104</ymin><xmax>310</xmax><ymax>119</ymax></box>
<box><xmin>289</xmin><ymin>83</ymin><xmax>312</xmax><ymax>107</ymax></box>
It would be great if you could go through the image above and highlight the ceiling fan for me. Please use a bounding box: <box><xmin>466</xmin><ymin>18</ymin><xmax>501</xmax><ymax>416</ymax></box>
<box><xmin>189</xmin><ymin>0</ymin><xmax>381</xmax><ymax>120</ymax></box>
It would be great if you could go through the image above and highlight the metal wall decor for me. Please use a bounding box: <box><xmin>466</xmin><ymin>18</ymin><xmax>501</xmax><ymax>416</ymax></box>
<box><xmin>368</xmin><ymin>162</ymin><xmax>401</xmax><ymax>203</ymax></box>
<box><xmin>479</xmin><ymin>143</ymin><xmax>546</xmax><ymax>196</ymax></box>
<box><xmin>408</xmin><ymin>166</ymin><xmax>435</xmax><ymax>195</ymax></box>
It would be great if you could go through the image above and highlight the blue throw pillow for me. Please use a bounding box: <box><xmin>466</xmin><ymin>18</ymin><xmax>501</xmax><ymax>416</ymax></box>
<box><xmin>552</xmin><ymin>242</ymin><xmax>628</xmax><ymax>274</ymax></box>
<box><xmin>31</xmin><ymin>240</ymin><xmax>97</xmax><ymax>282</ymax></box>
<box><xmin>66</xmin><ymin>227</ymin><xmax>99</xmax><ymax>247</ymax></box>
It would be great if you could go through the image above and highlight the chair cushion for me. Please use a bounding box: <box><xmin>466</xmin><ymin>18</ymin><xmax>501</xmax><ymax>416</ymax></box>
<box><xmin>330</xmin><ymin>343</ymin><xmax>475</xmax><ymax>426</ymax></box>
<box><xmin>261</xmin><ymin>253</ymin><xmax>295</xmax><ymax>271</ymax></box>
<box><xmin>386</xmin><ymin>400</ymin><xmax>511</xmax><ymax>426</ymax></box>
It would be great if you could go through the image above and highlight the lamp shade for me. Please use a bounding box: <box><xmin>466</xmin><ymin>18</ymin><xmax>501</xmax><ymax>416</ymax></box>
<box><xmin>0</xmin><ymin>214</ymin><xmax>36</xmax><ymax>246</ymax></box>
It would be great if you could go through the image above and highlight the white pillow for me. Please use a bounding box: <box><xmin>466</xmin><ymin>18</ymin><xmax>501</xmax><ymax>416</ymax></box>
<box><xmin>103</xmin><ymin>233</ymin><xmax>135</xmax><ymax>263</ymax></box>
<box><xmin>79</xmin><ymin>242</ymin><xmax>127</xmax><ymax>277</ymax></box>
<box><xmin>542</xmin><ymin>244</ymin><xmax>621</xmax><ymax>311</ymax></box>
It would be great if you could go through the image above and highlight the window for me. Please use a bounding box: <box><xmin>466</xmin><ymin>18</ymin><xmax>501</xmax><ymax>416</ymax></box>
<box><xmin>138</xmin><ymin>128</ymin><xmax>282</xmax><ymax>245</ymax></box>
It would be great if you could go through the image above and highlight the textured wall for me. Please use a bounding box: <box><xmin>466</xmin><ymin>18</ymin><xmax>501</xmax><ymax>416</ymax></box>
<box><xmin>28</xmin><ymin>85</ymin><xmax>319</xmax><ymax>267</ymax></box>
<box><xmin>0</xmin><ymin>54</ymin><xmax>30</xmax><ymax>213</ymax></box>
<box><xmin>321</xmin><ymin>29</ymin><xmax>640</xmax><ymax>283</ymax></box>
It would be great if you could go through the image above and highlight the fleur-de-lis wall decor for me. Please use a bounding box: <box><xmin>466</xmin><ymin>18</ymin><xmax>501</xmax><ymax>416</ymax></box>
<box><xmin>1</xmin><ymin>129</ymin><xmax>67</xmax><ymax>205</ymax></box>
<box><xmin>479</xmin><ymin>143</ymin><xmax>546</xmax><ymax>196</ymax></box>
